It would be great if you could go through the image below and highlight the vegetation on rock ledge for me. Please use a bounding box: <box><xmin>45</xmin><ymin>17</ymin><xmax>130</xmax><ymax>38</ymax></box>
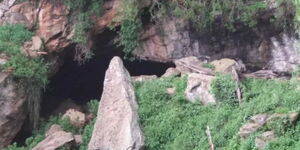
<box><xmin>0</xmin><ymin>24</ymin><xmax>48</xmax><ymax>88</ymax></box>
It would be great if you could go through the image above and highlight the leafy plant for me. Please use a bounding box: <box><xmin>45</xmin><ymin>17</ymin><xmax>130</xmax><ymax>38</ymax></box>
<box><xmin>211</xmin><ymin>74</ymin><xmax>237</xmax><ymax>102</ymax></box>
<box><xmin>117</xmin><ymin>0</ymin><xmax>141</xmax><ymax>58</ymax></box>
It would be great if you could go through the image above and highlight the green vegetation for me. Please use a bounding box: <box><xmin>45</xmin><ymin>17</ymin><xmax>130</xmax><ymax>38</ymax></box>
<box><xmin>79</xmin><ymin>99</ymin><xmax>99</xmax><ymax>150</ymax></box>
<box><xmin>150</xmin><ymin>0</ymin><xmax>296</xmax><ymax>32</ymax></box>
<box><xmin>211</xmin><ymin>74</ymin><xmax>237</xmax><ymax>103</ymax></box>
<box><xmin>64</xmin><ymin>0</ymin><xmax>103</xmax><ymax>62</ymax></box>
<box><xmin>0</xmin><ymin>24</ymin><xmax>48</xmax><ymax>88</ymax></box>
<box><xmin>6</xmin><ymin>99</ymin><xmax>99</xmax><ymax>150</ymax></box>
<box><xmin>135</xmin><ymin>76</ymin><xmax>300</xmax><ymax>150</ymax></box>
<box><xmin>117</xmin><ymin>0</ymin><xmax>141</xmax><ymax>58</ymax></box>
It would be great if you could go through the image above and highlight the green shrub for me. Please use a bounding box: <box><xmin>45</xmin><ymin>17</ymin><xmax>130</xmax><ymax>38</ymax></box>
<box><xmin>135</xmin><ymin>77</ymin><xmax>300</xmax><ymax>149</ymax></box>
<box><xmin>117</xmin><ymin>0</ymin><xmax>141</xmax><ymax>58</ymax></box>
<box><xmin>211</xmin><ymin>74</ymin><xmax>237</xmax><ymax>102</ymax></box>
<box><xmin>0</xmin><ymin>24</ymin><xmax>48</xmax><ymax>88</ymax></box>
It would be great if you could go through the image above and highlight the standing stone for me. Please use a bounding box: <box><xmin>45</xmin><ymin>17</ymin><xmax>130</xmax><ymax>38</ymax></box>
<box><xmin>88</xmin><ymin>57</ymin><xmax>144</xmax><ymax>150</ymax></box>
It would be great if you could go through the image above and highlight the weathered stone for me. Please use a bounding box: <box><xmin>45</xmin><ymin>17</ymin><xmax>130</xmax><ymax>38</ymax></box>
<box><xmin>135</xmin><ymin>17</ymin><xmax>299</xmax><ymax>74</ymax></box>
<box><xmin>8</xmin><ymin>1</ymin><xmax>36</xmax><ymax>26</ymax></box>
<box><xmin>1</xmin><ymin>12</ymin><xmax>30</xmax><ymax>26</ymax></box>
<box><xmin>239</xmin><ymin>114</ymin><xmax>269</xmax><ymax>139</ymax></box>
<box><xmin>74</xmin><ymin>135</ymin><xmax>83</xmax><ymax>145</ymax></box>
<box><xmin>45</xmin><ymin>124</ymin><xmax>63</xmax><ymax>137</ymax></box>
<box><xmin>210</xmin><ymin>58</ymin><xmax>244</xmax><ymax>73</ymax></box>
<box><xmin>88</xmin><ymin>57</ymin><xmax>144</xmax><ymax>150</ymax></box>
<box><xmin>185</xmin><ymin>73</ymin><xmax>216</xmax><ymax>105</ymax></box>
<box><xmin>162</xmin><ymin>67</ymin><xmax>181</xmax><ymax>77</ymax></box>
<box><xmin>37</xmin><ymin>1</ymin><xmax>71</xmax><ymax>52</ymax></box>
<box><xmin>255</xmin><ymin>131</ymin><xmax>276</xmax><ymax>149</ymax></box>
<box><xmin>132</xmin><ymin>75</ymin><xmax>157</xmax><ymax>82</ymax></box>
<box><xmin>0</xmin><ymin>0</ymin><xmax>17</xmax><ymax>18</ymax></box>
<box><xmin>166</xmin><ymin>87</ymin><xmax>176</xmax><ymax>95</ymax></box>
<box><xmin>22</xmin><ymin>36</ymin><xmax>46</xmax><ymax>57</ymax></box>
<box><xmin>0</xmin><ymin>73</ymin><xmax>27</xmax><ymax>148</ymax></box>
<box><xmin>239</xmin><ymin>113</ymin><xmax>299</xmax><ymax>139</ymax></box>
<box><xmin>32</xmin><ymin>131</ymin><xmax>74</xmax><ymax>150</ymax></box>
<box><xmin>175</xmin><ymin>56</ymin><xmax>214</xmax><ymax>75</ymax></box>
<box><xmin>63</xmin><ymin>109</ymin><xmax>86</xmax><ymax>128</ymax></box>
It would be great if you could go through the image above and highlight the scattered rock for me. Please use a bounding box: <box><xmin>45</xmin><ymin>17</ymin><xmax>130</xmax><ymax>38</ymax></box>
<box><xmin>239</xmin><ymin>114</ymin><xmax>270</xmax><ymax>139</ymax></box>
<box><xmin>185</xmin><ymin>73</ymin><xmax>216</xmax><ymax>105</ymax></box>
<box><xmin>32</xmin><ymin>131</ymin><xmax>74</xmax><ymax>150</ymax></box>
<box><xmin>162</xmin><ymin>67</ymin><xmax>181</xmax><ymax>77</ymax></box>
<box><xmin>88</xmin><ymin>57</ymin><xmax>144</xmax><ymax>150</ymax></box>
<box><xmin>45</xmin><ymin>124</ymin><xmax>63</xmax><ymax>137</ymax></box>
<box><xmin>175</xmin><ymin>56</ymin><xmax>214</xmax><ymax>75</ymax></box>
<box><xmin>132</xmin><ymin>75</ymin><xmax>157</xmax><ymax>82</ymax></box>
<box><xmin>255</xmin><ymin>131</ymin><xmax>276</xmax><ymax>149</ymax></box>
<box><xmin>166</xmin><ymin>87</ymin><xmax>176</xmax><ymax>95</ymax></box>
<box><xmin>63</xmin><ymin>109</ymin><xmax>86</xmax><ymax>128</ymax></box>
<box><xmin>239</xmin><ymin>113</ymin><xmax>299</xmax><ymax>139</ymax></box>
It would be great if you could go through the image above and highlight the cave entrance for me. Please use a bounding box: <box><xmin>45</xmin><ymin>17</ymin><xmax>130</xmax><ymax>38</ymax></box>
<box><xmin>41</xmin><ymin>29</ymin><xmax>175</xmax><ymax>117</ymax></box>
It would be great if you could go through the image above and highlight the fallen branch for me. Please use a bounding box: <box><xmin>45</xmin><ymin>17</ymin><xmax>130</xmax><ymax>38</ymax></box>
<box><xmin>206</xmin><ymin>126</ymin><xmax>215</xmax><ymax>150</ymax></box>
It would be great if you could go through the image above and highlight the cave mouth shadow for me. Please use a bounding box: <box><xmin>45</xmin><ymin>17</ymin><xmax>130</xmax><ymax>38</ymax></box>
<box><xmin>41</xmin><ymin>29</ymin><xmax>175</xmax><ymax>117</ymax></box>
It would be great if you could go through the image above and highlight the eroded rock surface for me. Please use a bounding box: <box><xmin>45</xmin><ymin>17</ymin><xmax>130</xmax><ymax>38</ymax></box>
<box><xmin>32</xmin><ymin>131</ymin><xmax>75</xmax><ymax>150</ymax></box>
<box><xmin>88</xmin><ymin>57</ymin><xmax>144</xmax><ymax>150</ymax></box>
<box><xmin>185</xmin><ymin>73</ymin><xmax>216</xmax><ymax>105</ymax></box>
<box><xmin>239</xmin><ymin>113</ymin><xmax>299</xmax><ymax>139</ymax></box>
<box><xmin>0</xmin><ymin>73</ymin><xmax>27</xmax><ymax>148</ymax></box>
<box><xmin>136</xmin><ymin>17</ymin><xmax>299</xmax><ymax>73</ymax></box>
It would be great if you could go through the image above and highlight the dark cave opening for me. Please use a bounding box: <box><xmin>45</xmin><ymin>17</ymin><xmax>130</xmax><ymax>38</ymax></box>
<box><xmin>41</xmin><ymin>29</ymin><xmax>175</xmax><ymax>117</ymax></box>
<box><xmin>14</xmin><ymin>29</ymin><xmax>174</xmax><ymax>145</ymax></box>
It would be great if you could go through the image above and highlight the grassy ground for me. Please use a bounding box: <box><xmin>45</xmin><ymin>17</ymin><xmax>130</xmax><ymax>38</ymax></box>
<box><xmin>134</xmin><ymin>76</ymin><xmax>300</xmax><ymax>150</ymax></box>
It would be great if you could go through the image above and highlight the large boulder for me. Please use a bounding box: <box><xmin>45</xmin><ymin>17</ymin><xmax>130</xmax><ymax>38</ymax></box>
<box><xmin>88</xmin><ymin>57</ymin><xmax>144</xmax><ymax>150</ymax></box>
<box><xmin>185</xmin><ymin>73</ymin><xmax>216</xmax><ymax>105</ymax></box>
<box><xmin>0</xmin><ymin>73</ymin><xmax>28</xmax><ymax>148</ymax></box>
<box><xmin>32</xmin><ymin>130</ymin><xmax>75</xmax><ymax>150</ymax></box>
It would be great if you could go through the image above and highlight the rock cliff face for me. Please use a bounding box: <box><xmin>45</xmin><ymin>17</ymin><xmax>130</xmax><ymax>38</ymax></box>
<box><xmin>0</xmin><ymin>73</ymin><xmax>30</xmax><ymax>148</ymax></box>
<box><xmin>135</xmin><ymin>17</ymin><xmax>299</xmax><ymax>73</ymax></box>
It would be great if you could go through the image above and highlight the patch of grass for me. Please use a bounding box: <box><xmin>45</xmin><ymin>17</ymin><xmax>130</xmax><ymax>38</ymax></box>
<box><xmin>135</xmin><ymin>76</ymin><xmax>300</xmax><ymax>149</ymax></box>
<box><xmin>211</xmin><ymin>74</ymin><xmax>237</xmax><ymax>103</ymax></box>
